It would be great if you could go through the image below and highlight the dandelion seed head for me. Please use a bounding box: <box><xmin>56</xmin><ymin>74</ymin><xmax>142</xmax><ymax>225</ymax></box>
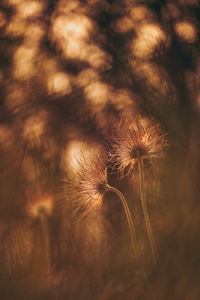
<box><xmin>108</xmin><ymin>116</ymin><xmax>167</xmax><ymax>178</ymax></box>
<box><xmin>64</xmin><ymin>155</ymin><xmax>108</xmax><ymax>216</ymax></box>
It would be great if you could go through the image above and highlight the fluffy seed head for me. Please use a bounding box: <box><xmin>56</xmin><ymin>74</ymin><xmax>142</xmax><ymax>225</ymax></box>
<box><xmin>108</xmin><ymin>115</ymin><xmax>167</xmax><ymax>178</ymax></box>
<box><xmin>64</xmin><ymin>155</ymin><xmax>108</xmax><ymax>217</ymax></box>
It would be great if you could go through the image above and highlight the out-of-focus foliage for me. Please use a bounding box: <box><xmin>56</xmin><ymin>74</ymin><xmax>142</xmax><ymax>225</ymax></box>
<box><xmin>0</xmin><ymin>0</ymin><xmax>200</xmax><ymax>299</ymax></box>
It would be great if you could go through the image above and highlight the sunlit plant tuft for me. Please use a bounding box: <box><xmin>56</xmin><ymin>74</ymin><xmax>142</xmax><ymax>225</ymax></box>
<box><xmin>108</xmin><ymin>115</ymin><xmax>168</xmax><ymax>264</ymax></box>
<box><xmin>64</xmin><ymin>154</ymin><xmax>139</xmax><ymax>262</ymax></box>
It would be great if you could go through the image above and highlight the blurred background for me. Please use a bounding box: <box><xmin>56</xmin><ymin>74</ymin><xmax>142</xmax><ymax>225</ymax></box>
<box><xmin>0</xmin><ymin>0</ymin><xmax>200</xmax><ymax>299</ymax></box>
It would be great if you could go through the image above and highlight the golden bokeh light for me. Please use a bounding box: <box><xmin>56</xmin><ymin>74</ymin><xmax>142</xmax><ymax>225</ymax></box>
<box><xmin>110</xmin><ymin>89</ymin><xmax>136</xmax><ymax>120</ymax></box>
<box><xmin>114</xmin><ymin>17</ymin><xmax>134</xmax><ymax>33</ymax></box>
<box><xmin>5</xmin><ymin>0</ymin><xmax>45</xmax><ymax>38</ymax></box>
<box><xmin>64</xmin><ymin>140</ymin><xmax>92</xmax><ymax>172</ymax></box>
<box><xmin>23</xmin><ymin>110</ymin><xmax>48</xmax><ymax>145</ymax></box>
<box><xmin>13</xmin><ymin>45</ymin><xmax>37</xmax><ymax>79</ymax></box>
<box><xmin>16</xmin><ymin>1</ymin><xmax>45</xmax><ymax>19</ymax></box>
<box><xmin>130</xmin><ymin>5</ymin><xmax>154</xmax><ymax>23</ymax></box>
<box><xmin>48</xmin><ymin>72</ymin><xmax>72</xmax><ymax>96</ymax></box>
<box><xmin>84</xmin><ymin>81</ymin><xmax>110</xmax><ymax>112</ymax></box>
<box><xmin>174</xmin><ymin>21</ymin><xmax>197</xmax><ymax>43</ymax></box>
<box><xmin>76</xmin><ymin>69</ymin><xmax>99</xmax><ymax>87</ymax></box>
<box><xmin>51</xmin><ymin>13</ymin><xmax>109</xmax><ymax>69</ymax></box>
<box><xmin>24</xmin><ymin>22</ymin><xmax>45</xmax><ymax>45</ymax></box>
<box><xmin>51</xmin><ymin>14</ymin><xmax>93</xmax><ymax>59</ymax></box>
<box><xmin>56</xmin><ymin>0</ymin><xmax>81</xmax><ymax>14</ymax></box>
<box><xmin>64</xmin><ymin>140</ymin><xmax>103</xmax><ymax>173</ymax></box>
<box><xmin>7</xmin><ymin>0</ymin><xmax>24</xmax><ymax>5</ymax></box>
<box><xmin>84</xmin><ymin>44</ymin><xmax>111</xmax><ymax>70</ymax></box>
<box><xmin>131</xmin><ymin>23</ymin><xmax>167</xmax><ymax>58</ymax></box>
<box><xmin>6</xmin><ymin>17</ymin><xmax>26</xmax><ymax>36</ymax></box>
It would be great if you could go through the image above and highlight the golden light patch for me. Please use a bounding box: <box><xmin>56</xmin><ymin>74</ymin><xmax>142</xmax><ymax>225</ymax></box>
<box><xmin>51</xmin><ymin>14</ymin><xmax>94</xmax><ymax>60</ymax></box>
<box><xmin>23</xmin><ymin>110</ymin><xmax>48</xmax><ymax>144</ymax></box>
<box><xmin>64</xmin><ymin>39</ymin><xmax>85</xmax><ymax>60</ymax></box>
<box><xmin>64</xmin><ymin>140</ymin><xmax>103</xmax><ymax>173</ymax></box>
<box><xmin>56</xmin><ymin>0</ymin><xmax>81</xmax><ymax>14</ymax></box>
<box><xmin>76</xmin><ymin>69</ymin><xmax>99</xmax><ymax>87</ymax></box>
<box><xmin>52</xmin><ymin>14</ymin><xmax>92</xmax><ymax>42</ymax></box>
<box><xmin>13</xmin><ymin>45</ymin><xmax>37</xmax><ymax>79</ymax></box>
<box><xmin>17</xmin><ymin>1</ymin><xmax>44</xmax><ymax>19</ymax></box>
<box><xmin>131</xmin><ymin>23</ymin><xmax>167</xmax><ymax>58</ymax></box>
<box><xmin>110</xmin><ymin>90</ymin><xmax>136</xmax><ymax>119</ymax></box>
<box><xmin>6</xmin><ymin>17</ymin><xmax>25</xmax><ymax>36</ymax></box>
<box><xmin>24</xmin><ymin>23</ymin><xmax>45</xmax><ymax>45</ymax></box>
<box><xmin>48</xmin><ymin>72</ymin><xmax>72</xmax><ymax>96</ymax></box>
<box><xmin>174</xmin><ymin>21</ymin><xmax>197</xmax><ymax>43</ymax></box>
<box><xmin>84</xmin><ymin>81</ymin><xmax>110</xmax><ymax>112</ymax></box>
<box><xmin>114</xmin><ymin>17</ymin><xmax>134</xmax><ymax>33</ymax></box>
<box><xmin>7</xmin><ymin>0</ymin><xmax>23</xmax><ymax>5</ymax></box>
<box><xmin>130</xmin><ymin>5</ymin><xmax>154</xmax><ymax>23</ymax></box>
<box><xmin>65</xmin><ymin>140</ymin><xmax>92</xmax><ymax>172</ymax></box>
<box><xmin>84</xmin><ymin>45</ymin><xmax>111</xmax><ymax>70</ymax></box>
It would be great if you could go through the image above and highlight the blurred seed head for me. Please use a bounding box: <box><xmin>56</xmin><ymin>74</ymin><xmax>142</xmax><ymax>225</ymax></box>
<box><xmin>108</xmin><ymin>115</ymin><xmax>167</xmax><ymax>178</ymax></box>
<box><xmin>28</xmin><ymin>194</ymin><xmax>53</xmax><ymax>218</ymax></box>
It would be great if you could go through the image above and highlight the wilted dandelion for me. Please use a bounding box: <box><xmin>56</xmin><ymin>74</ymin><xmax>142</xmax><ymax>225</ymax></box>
<box><xmin>28</xmin><ymin>194</ymin><xmax>53</xmax><ymax>276</ymax></box>
<box><xmin>64</xmin><ymin>155</ymin><xmax>138</xmax><ymax>262</ymax></box>
<box><xmin>108</xmin><ymin>115</ymin><xmax>168</xmax><ymax>264</ymax></box>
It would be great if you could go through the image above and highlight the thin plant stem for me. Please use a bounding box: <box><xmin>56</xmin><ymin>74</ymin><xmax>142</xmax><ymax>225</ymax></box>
<box><xmin>39</xmin><ymin>209</ymin><xmax>51</xmax><ymax>276</ymax></box>
<box><xmin>138</xmin><ymin>159</ymin><xmax>158</xmax><ymax>264</ymax></box>
<box><xmin>106</xmin><ymin>184</ymin><xmax>138</xmax><ymax>262</ymax></box>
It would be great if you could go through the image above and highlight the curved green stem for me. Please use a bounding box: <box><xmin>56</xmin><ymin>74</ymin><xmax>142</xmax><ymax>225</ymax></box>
<box><xmin>39</xmin><ymin>210</ymin><xmax>51</xmax><ymax>276</ymax></box>
<box><xmin>138</xmin><ymin>159</ymin><xmax>158</xmax><ymax>264</ymax></box>
<box><xmin>106</xmin><ymin>184</ymin><xmax>138</xmax><ymax>262</ymax></box>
